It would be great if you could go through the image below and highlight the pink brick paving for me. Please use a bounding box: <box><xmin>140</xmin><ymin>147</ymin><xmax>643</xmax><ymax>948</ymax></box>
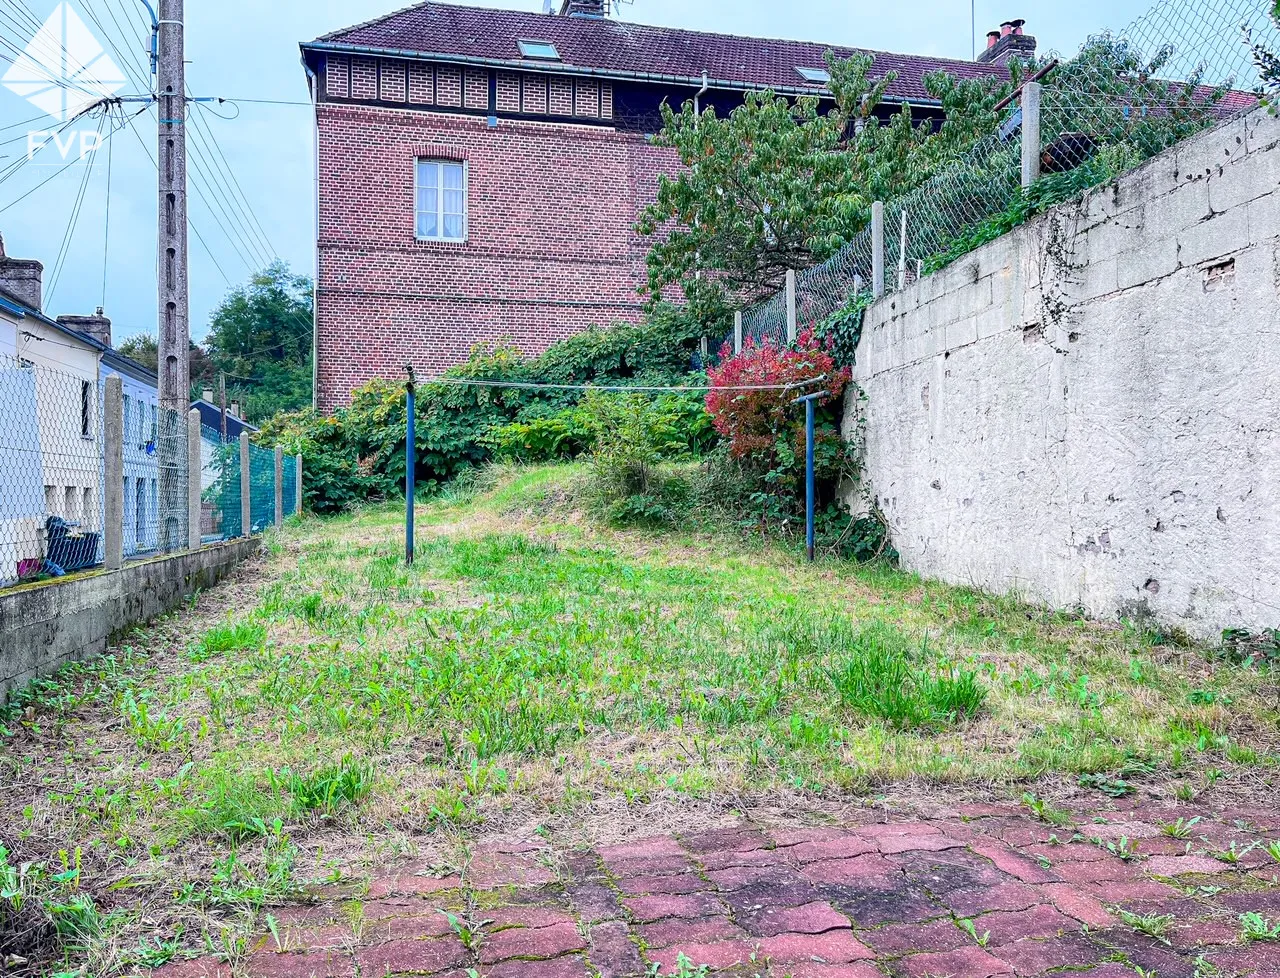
<box><xmin>155</xmin><ymin>802</ymin><xmax>1280</xmax><ymax>978</ymax></box>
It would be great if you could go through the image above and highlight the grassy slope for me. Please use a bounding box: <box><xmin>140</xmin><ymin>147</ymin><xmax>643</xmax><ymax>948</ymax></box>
<box><xmin>1</xmin><ymin>464</ymin><xmax>1277</xmax><ymax>974</ymax></box>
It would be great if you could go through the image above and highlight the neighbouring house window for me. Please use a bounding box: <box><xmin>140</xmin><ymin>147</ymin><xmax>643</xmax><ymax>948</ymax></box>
<box><xmin>81</xmin><ymin>380</ymin><xmax>92</xmax><ymax>438</ymax></box>
<box><xmin>795</xmin><ymin>66</ymin><xmax>831</xmax><ymax>84</ymax></box>
<box><xmin>416</xmin><ymin>159</ymin><xmax>467</xmax><ymax>241</ymax></box>
<box><xmin>517</xmin><ymin>40</ymin><xmax>560</xmax><ymax>60</ymax></box>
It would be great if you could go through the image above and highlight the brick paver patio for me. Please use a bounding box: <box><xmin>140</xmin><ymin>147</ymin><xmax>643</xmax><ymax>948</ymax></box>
<box><xmin>157</xmin><ymin>800</ymin><xmax>1280</xmax><ymax>978</ymax></box>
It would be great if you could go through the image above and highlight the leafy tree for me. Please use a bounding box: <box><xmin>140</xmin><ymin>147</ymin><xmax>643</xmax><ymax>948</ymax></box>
<box><xmin>205</xmin><ymin>260</ymin><xmax>314</xmax><ymax>422</ymax></box>
<box><xmin>635</xmin><ymin>89</ymin><xmax>863</xmax><ymax>324</ymax></box>
<box><xmin>114</xmin><ymin>334</ymin><xmax>216</xmax><ymax>396</ymax></box>
<box><xmin>115</xmin><ymin>333</ymin><xmax>157</xmax><ymax>371</ymax></box>
<box><xmin>635</xmin><ymin>53</ymin><xmax>1015</xmax><ymax>321</ymax></box>
<box><xmin>1256</xmin><ymin>1</ymin><xmax>1280</xmax><ymax>112</ymax></box>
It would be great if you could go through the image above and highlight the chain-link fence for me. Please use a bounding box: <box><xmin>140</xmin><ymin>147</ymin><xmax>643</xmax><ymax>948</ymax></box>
<box><xmin>248</xmin><ymin>442</ymin><xmax>277</xmax><ymax>535</ymax></box>
<box><xmin>282</xmin><ymin>456</ymin><xmax>299</xmax><ymax>521</ymax></box>
<box><xmin>736</xmin><ymin>0</ymin><xmax>1279</xmax><ymax>345</ymax></box>
<box><xmin>1</xmin><ymin>355</ymin><xmax>301</xmax><ymax>591</ymax></box>
<box><xmin>200</xmin><ymin>423</ymin><xmax>236</xmax><ymax>542</ymax></box>
<box><xmin>1</xmin><ymin>353</ymin><xmax>105</xmax><ymax>587</ymax></box>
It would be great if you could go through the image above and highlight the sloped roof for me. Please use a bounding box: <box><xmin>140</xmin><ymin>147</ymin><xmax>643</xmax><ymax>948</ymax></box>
<box><xmin>307</xmin><ymin>2</ymin><xmax>1013</xmax><ymax>102</ymax></box>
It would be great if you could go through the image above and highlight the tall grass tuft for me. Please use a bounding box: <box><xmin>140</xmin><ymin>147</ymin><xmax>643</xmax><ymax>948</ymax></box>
<box><xmin>828</xmin><ymin>629</ymin><xmax>986</xmax><ymax>729</ymax></box>
<box><xmin>281</xmin><ymin>755</ymin><xmax>376</xmax><ymax>815</ymax></box>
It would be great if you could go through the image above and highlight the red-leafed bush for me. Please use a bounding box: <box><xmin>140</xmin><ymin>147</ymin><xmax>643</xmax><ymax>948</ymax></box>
<box><xmin>706</xmin><ymin>329</ymin><xmax>851</xmax><ymax>474</ymax></box>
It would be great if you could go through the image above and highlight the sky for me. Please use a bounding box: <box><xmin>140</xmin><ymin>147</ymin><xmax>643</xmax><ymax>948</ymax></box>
<box><xmin>0</xmin><ymin>0</ymin><xmax>1177</xmax><ymax>348</ymax></box>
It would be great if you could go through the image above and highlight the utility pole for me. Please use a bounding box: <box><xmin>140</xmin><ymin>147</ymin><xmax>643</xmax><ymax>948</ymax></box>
<box><xmin>156</xmin><ymin>0</ymin><xmax>188</xmax><ymax>552</ymax></box>
<box><xmin>219</xmin><ymin>373</ymin><xmax>227</xmax><ymax>441</ymax></box>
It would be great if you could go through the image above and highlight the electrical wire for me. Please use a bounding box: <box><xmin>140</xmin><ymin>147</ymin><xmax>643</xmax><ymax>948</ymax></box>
<box><xmin>47</xmin><ymin>112</ymin><xmax>107</xmax><ymax>304</ymax></box>
<box><xmin>121</xmin><ymin>109</ymin><xmax>233</xmax><ymax>288</ymax></box>
<box><xmin>0</xmin><ymin>101</ymin><xmax>128</xmax><ymax>212</ymax></box>
<box><xmin>0</xmin><ymin>0</ymin><xmax>113</xmax><ymax>99</ymax></box>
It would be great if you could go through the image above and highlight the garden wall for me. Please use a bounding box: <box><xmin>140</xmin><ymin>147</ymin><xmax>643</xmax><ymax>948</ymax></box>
<box><xmin>845</xmin><ymin>107</ymin><xmax>1280</xmax><ymax>640</ymax></box>
<box><xmin>0</xmin><ymin>538</ymin><xmax>260</xmax><ymax>701</ymax></box>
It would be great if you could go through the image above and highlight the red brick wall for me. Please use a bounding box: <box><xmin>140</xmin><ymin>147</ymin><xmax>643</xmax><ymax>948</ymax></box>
<box><xmin>315</xmin><ymin>101</ymin><xmax>678</xmax><ymax>412</ymax></box>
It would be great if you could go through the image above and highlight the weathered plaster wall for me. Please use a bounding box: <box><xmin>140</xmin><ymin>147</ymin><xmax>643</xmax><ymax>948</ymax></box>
<box><xmin>0</xmin><ymin>538</ymin><xmax>260</xmax><ymax>700</ymax></box>
<box><xmin>846</xmin><ymin>108</ymin><xmax>1280</xmax><ymax>639</ymax></box>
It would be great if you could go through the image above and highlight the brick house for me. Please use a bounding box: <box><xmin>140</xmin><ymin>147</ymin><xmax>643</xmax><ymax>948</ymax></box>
<box><xmin>301</xmin><ymin>1</ymin><xmax>1030</xmax><ymax>411</ymax></box>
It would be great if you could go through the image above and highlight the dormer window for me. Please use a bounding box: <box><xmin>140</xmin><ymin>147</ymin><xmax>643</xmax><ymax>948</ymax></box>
<box><xmin>795</xmin><ymin>66</ymin><xmax>830</xmax><ymax>85</ymax></box>
<box><xmin>518</xmin><ymin>40</ymin><xmax>560</xmax><ymax>60</ymax></box>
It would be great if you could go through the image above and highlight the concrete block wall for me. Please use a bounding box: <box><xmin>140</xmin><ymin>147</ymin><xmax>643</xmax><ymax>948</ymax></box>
<box><xmin>0</xmin><ymin>538</ymin><xmax>260</xmax><ymax>701</ymax></box>
<box><xmin>845</xmin><ymin>108</ymin><xmax>1280</xmax><ymax>639</ymax></box>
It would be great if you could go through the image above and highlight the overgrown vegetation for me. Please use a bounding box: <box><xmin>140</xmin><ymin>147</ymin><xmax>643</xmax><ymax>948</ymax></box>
<box><xmin>257</xmin><ymin>306</ymin><xmax>709</xmax><ymax>514</ymax></box>
<box><xmin>3</xmin><ymin>468</ymin><xmax>1277</xmax><ymax>975</ymax></box>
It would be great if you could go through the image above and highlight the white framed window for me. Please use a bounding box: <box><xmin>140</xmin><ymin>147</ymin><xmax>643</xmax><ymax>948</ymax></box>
<box><xmin>416</xmin><ymin>159</ymin><xmax>467</xmax><ymax>242</ymax></box>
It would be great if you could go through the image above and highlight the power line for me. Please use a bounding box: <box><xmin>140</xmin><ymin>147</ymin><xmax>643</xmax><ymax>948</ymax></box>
<box><xmin>121</xmin><ymin>108</ymin><xmax>233</xmax><ymax>288</ymax></box>
<box><xmin>46</xmin><ymin>112</ymin><xmax>106</xmax><ymax>304</ymax></box>
<box><xmin>0</xmin><ymin>102</ymin><xmax>131</xmax><ymax>212</ymax></box>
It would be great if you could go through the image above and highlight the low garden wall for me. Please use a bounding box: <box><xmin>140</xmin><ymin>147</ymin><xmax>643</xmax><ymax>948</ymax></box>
<box><xmin>0</xmin><ymin>538</ymin><xmax>260</xmax><ymax>700</ymax></box>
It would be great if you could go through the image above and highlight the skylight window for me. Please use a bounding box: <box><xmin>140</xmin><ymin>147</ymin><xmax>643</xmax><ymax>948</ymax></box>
<box><xmin>795</xmin><ymin>66</ymin><xmax>831</xmax><ymax>84</ymax></box>
<box><xmin>518</xmin><ymin>39</ymin><xmax>560</xmax><ymax>60</ymax></box>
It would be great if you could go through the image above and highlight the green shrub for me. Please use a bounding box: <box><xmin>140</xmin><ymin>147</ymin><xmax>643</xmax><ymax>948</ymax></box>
<box><xmin>258</xmin><ymin>305</ymin><xmax>715</xmax><ymax>513</ymax></box>
<box><xmin>584</xmin><ymin>390</ymin><xmax>708</xmax><ymax>526</ymax></box>
<box><xmin>489</xmin><ymin>406</ymin><xmax>595</xmax><ymax>462</ymax></box>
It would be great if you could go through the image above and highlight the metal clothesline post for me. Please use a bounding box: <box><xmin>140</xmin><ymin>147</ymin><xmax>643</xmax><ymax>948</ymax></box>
<box><xmin>792</xmin><ymin>390</ymin><xmax>831</xmax><ymax>563</ymax></box>
<box><xmin>405</xmin><ymin>365</ymin><xmax>416</xmax><ymax>566</ymax></box>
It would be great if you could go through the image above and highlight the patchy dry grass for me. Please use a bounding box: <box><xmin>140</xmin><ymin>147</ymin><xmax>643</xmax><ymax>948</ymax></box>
<box><xmin>1</xmin><ymin>464</ymin><xmax>1277</xmax><ymax>975</ymax></box>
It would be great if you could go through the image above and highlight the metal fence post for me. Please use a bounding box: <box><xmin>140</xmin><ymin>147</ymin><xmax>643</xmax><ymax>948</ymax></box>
<box><xmin>1021</xmin><ymin>81</ymin><xmax>1042</xmax><ymax>188</ymax></box>
<box><xmin>871</xmin><ymin>201</ymin><xmax>885</xmax><ymax>298</ymax></box>
<box><xmin>239</xmin><ymin>431</ymin><xmax>250</xmax><ymax>537</ymax></box>
<box><xmin>103</xmin><ymin>375</ymin><xmax>124</xmax><ymax>571</ymax></box>
<box><xmin>295</xmin><ymin>454</ymin><xmax>303</xmax><ymax>515</ymax></box>
<box><xmin>187</xmin><ymin>408</ymin><xmax>201</xmax><ymax>550</ymax></box>
<box><xmin>274</xmin><ymin>446</ymin><xmax>284</xmax><ymax>530</ymax></box>
<box><xmin>785</xmin><ymin>269</ymin><xmax>797</xmax><ymax>345</ymax></box>
<box><xmin>733</xmin><ymin>311</ymin><xmax>742</xmax><ymax>355</ymax></box>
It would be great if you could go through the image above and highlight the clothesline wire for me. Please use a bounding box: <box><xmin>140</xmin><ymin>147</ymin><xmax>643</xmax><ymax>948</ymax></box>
<box><xmin>414</xmin><ymin>375</ymin><xmax>828</xmax><ymax>394</ymax></box>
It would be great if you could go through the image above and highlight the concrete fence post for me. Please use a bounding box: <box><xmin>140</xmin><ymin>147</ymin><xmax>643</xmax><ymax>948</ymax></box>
<box><xmin>274</xmin><ymin>446</ymin><xmax>284</xmax><ymax>530</ymax></box>
<box><xmin>733</xmin><ymin>311</ymin><xmax>743</xmax><ymax>356</ymax></box>
<box><xmin>785</xmin><ymin>269</ymin><xmax>797</xmax><ymax>344</ymax></box>
<box><xmin>1021</xmin><ymin>81</ymin><xmax>1041</xmax><ymax>189</ymax></box>
<box><xmin>295</xmin><ymin>454</ymin><xmax>303</xmax><ymax>516</ymax></box>
<box><xmin>187</xmin><ymin>408</ymin><xmax>201</xmax><ymax>551</ymax></box>
<box><xmin>103</xmin><ymin>375</ymin><xmax>123</xmax><ymax>571</ymax></box>
<box><xmin>871</xmin><ymin>201</ymin><xmax>885</xmax><ymax>298</ymax></box>
<box><xmin>239</xmin><ymin>431</ymin><xmax>250</xmax><ymax>537</ymax></box>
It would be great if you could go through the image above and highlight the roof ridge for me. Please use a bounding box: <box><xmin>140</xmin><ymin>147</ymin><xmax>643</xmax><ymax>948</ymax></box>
<box><xmin>315</xmin><ymin>0</ymin><xmax>436</xmax><ymax>42</ymax></box>
<box><xmin>312</xmin><ymin>0</ymin><xmax>997</xmax><ymax>71</ymax></box>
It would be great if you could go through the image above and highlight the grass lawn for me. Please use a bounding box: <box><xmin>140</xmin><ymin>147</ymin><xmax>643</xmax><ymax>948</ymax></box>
<box><xmin>2</xmin><ymin>464</ymin><xmax>1277</xmax><ymax>975</ymax></box>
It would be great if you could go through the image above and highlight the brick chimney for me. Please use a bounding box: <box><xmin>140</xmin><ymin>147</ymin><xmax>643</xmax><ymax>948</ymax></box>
<box><xmin>977</xmin><ymin>19</ymin><xmax>1036</xmax><ymax>65</ymax></box>
<box><xmin>57</xmin><ymin>308</ymin><xmax>112</xmax><ymax>348</ymax></box>
<box><xmin>0</xmin><ymin>233</ymin><xmax>44</xmax><ymax>312</ymax></box>
<box><xmin>559</xmin><ymin>0</ymin><xmax>607</xmax><ymax>17</ymax></box>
